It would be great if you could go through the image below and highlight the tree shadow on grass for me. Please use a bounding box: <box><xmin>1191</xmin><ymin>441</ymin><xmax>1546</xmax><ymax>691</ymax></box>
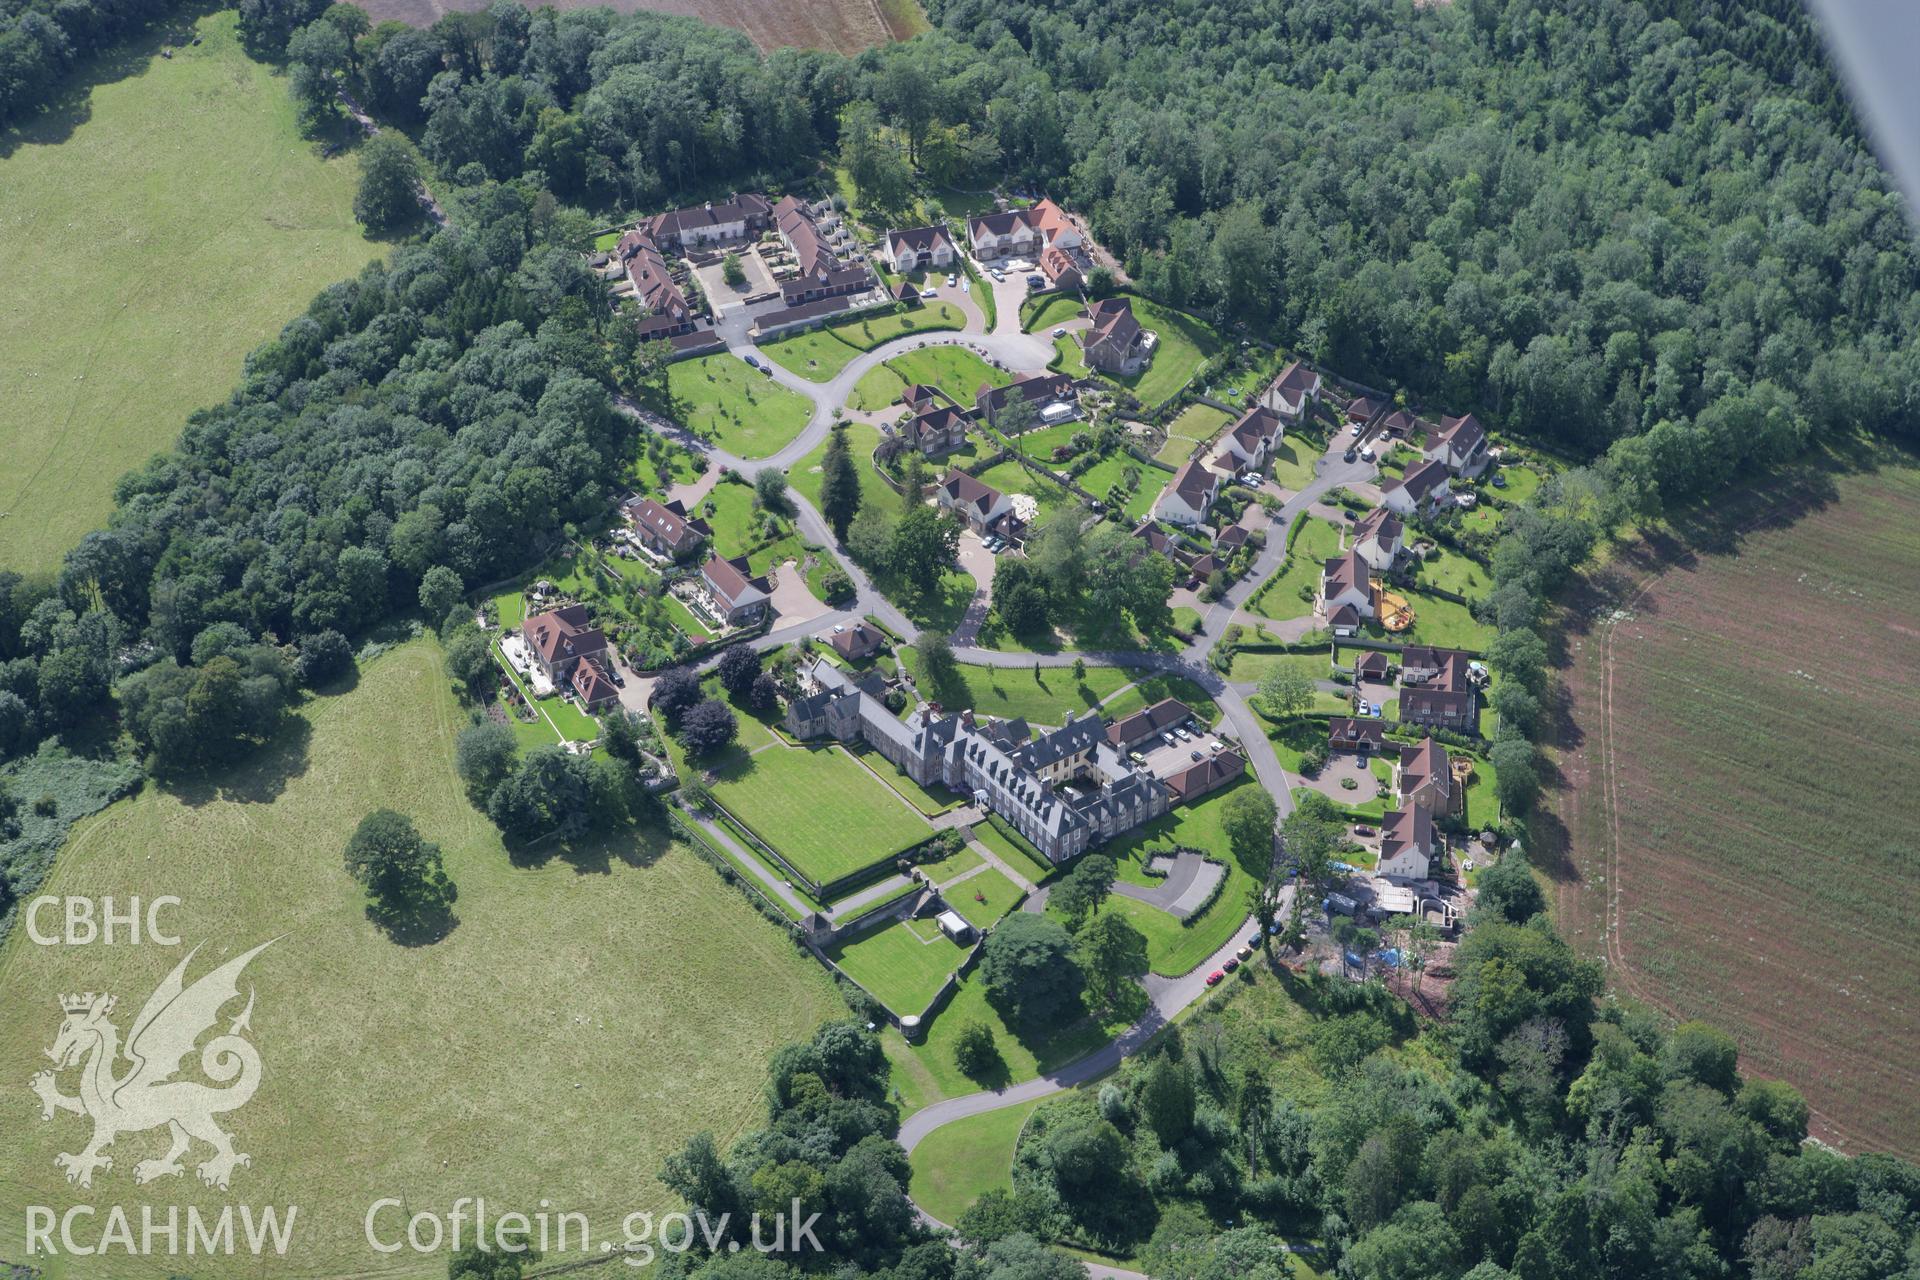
<box><xmin>368</xmin><ymin>901</ymin><xmax>460</xmax><ymax>947</ymax></box>
<box><xmin>165</xmin><ymin>717</ymin><xmax>313</xmax><ymax>808</ymax></box>
<box><xmin>0</xmin><ymin>0</ymin><xmax>233</xmax><ymax>161</ymax></box>
<box><xmin>508</xmin><ymin>815</ymin><xmax>675</xmax><ymax>876</ymax></box>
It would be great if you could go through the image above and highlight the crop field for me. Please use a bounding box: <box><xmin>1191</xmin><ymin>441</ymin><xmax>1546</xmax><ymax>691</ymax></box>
<box><xmin>1543</xmin><ymin>460</ymin><xmax>1920</xmax><ymax>1159</ymax></box>
<box><xmin>0</xmin><ymin>639</ymin><xmax>842</xmax><ymax>1277</ymax></box>
<box><xmin>709</xmin><ymin>742</ymin><xmax>934</xmax><ymax>885</ymax></box>
<box><xmin>664</xmin><ymin>353</ymin><xmax>813</xmax><ymax>457</ymax></box>
<box><xmin>0</xmin><ymin>11</ymin><xmax>375</xmax><ymax>572</ymax></box>
<box><xmin>360</xmin><ymin>0</ymin><xmax>927</xmax><ymax>53</ymax></box>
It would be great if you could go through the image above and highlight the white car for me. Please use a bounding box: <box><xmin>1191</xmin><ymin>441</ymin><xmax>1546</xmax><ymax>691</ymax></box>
<box><xmin>1349</xmin><ymin>422</ymin><xmax>1363</xmax><ymax>436</ymax></box>
<box><xmin>947</xmin><ymin>273</ymin><xmax>958</xmax><ymax>288</ymax></box>
<box><xmin>1360</xmin><ymin>445</ymin><xmax>1376</xmax><ymax>461</ymax></box>
<box><xmin>1052</xmin><ymin>327</ymin><xmax>1067</xmax><ymax>339</ymax></box>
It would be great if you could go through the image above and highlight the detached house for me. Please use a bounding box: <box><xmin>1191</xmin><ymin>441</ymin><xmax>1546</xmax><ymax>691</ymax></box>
<box><xmin>1154</xmin><ymin>458</ymin><xmax>1220</xmax><ymax>527</ymax></box>
<box><xmin>899</xmin><ymin>404</ymin><xmax>971</xmax><ymax>458</ymax></box>
<box><xmin>825</xmin><ymin>620</ymin><xmax>885</xmax><ymax>662</ymax></box>
<box><xmin>1377</xmin><ymin>807</ymin><xmax>1438</xmax><ymax>882</ymax></box>
<box><xmin>937</xmin><ymin>469</ymin><xmax>1017</xmax><ymax>538</ymax></box>
<box><xmin>966</xmin><ymin>198</ymin><xmax>1080</xmax><ymax>262</ymax></box>
<box><xmin>622</xmin><ymin>496</ymin><xmax>710</xmax><ymax>563</ymax></box>
<box><xmin>884</xmin><ymin>225</ymin><xmax>956</xmax><ymax>273</ymax></box>
<box><xmin>1352</xmin><ymin>506</ymin><xmax>1404</xmax><ymax>572</ymax></box>
<box><xmin>615</xmin><ymin>231</ymin><xmax>698</xmax><ymax>341</ymax></box>
<box><xmin>1081</xmin><ymin>297</ymin><xmax>1152</xmax><ymax>376</ymax></box>
<box><xmin>1383</xmin><ymin>458</ymin><xmax>1453</xmax><ymax>517</ymax></box>
<box><xmin>642</xmin><ymin>193</ymin><xmax>774</xmax><ymax>251</ymax></box>
<box><xmin>1426</xmin><ymin>413</ymin><xmax>1491</xmax><ymax>477</ymax></box>
<box><xmin>1260</xmin><ymin>360</ymin><xmax>1323</xmax><ymax>422</ymax></box>
<box><xmin>1214</xmin><ymin>405</ymin><xmax>1283</xmax><ymax>473</ymax></box>
<box><xmin>523</xmin><ymin>605</ymin><xmax>619</xmax><ymax>710</ymax></box>
<box><xmin>1319</xmin><ymin>545</ymin><xmax>1375</xmax><ymax>635</ymax></box>
<box><xmin>1329</xmin><ymin>716</ymin><xmax>1386</xmax><ymax>753</ymax></box>
<box><xmin>976</xmin><ymin>371</ymin><xmax>1078</xmax><ymax>428</ymax></box>
<box><xmin>1395</xmin><ymin>736</ymin><xmax>1456</xmax><ymax>816</ymax></box>
<box><xmin>1398</xmin><ymin>645</ymin><xmax>1479</xmax><ymax>732</ymax></box>
<box><xmin>700</xmin><ymin>555</ymin><xmax>771</xmax><ymax>628</ymax></box>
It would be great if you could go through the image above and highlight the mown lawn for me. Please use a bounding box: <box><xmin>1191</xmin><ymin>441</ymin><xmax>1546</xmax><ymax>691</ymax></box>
<box><xmin>827</xmin><ymin>918</ymin><xmax>966</xmax><ymax>1016</ymax></box>
<box><xmin>697</xmin><ymin>477</ymin><xmax>810</xmax><ymax>575</ymax></box>
<box><xmin>1157</xmin><ymin>403</ymin><xmax>1232</xmax><ymax>463</ymax></box>
<box><xmin>1074</xmin><ymin>452</ymin><xmax>1160</xmax><ymax>519</ymax></box>
<box><xmin>883</xmin><ymin>345</ymin><xmax>1010</xmax><ymax>406</ymax></box>
<box><xmin>0</xmin><ymin>639</ymin><xmax>843</xmax><ymax>1276</ymax></box>
<box><xmin>1021</xmin><ymin>293</ymin><xmax>1085</xmax><ymax>333</ymax></box>
<box><xmin>909</xmin><ymin>1097</ymin><xmax>1047</xmax><ymax>1224</ymax></box>
<box><xmin>1249</xmin><ymin>517</ymin><xmax>1345</xmax><ymax>622</ymax></box>
<box><xmin>0</xmin><ymin>10</ymin><xmax>377</xmax><ymax>572</ymax></box>
<box><xmin>1099</xmin><ymin>779</ymin><xmax>1265</xmax><ymax>975</ymax></box>
<box><xmin>849</xmin><ymin>362</ymin><xmax>909</xmax><ymax>411</ymax></box>
<box><xmin>1002</xmin><ymin>420</ymin><xmax>1088</xmax><ymax>460</ymax></box>
<box><xmin>882</xmin><ymin>972</ymin><xmax>1126</xmax><ymax>1111</ymax></box>
<box><xmin>710</xmin><ymin>743</ymin><xmax>934</xmax><ymax>885</ymax></box>
<box><xmin>760</xmin><ymin>326</ymin><xmax>869</xmax><ymax>382</ymax></box>
<box><xmin>1266</xmin><ymin>437</ymin><xmax>1321</xmax><ymax>491</ymax></box>
<box><xmin>946</xmin><ymin>865</ymin><xmax>1027</xmax><ymax>929</ymax></box>
<box><xmin>970</xmin><ymin>458</ymin><xmax>1077</xmax><ymax>527</ymax></box>
<box><xmin>1099</xmin><ymin>673</ymin><xmax>1221</xmax><ymax>728</ymax></box>
<box><xmin>1416</xmin><ymin>546</ymin><xmax>1493</xmax><ymax>600</ymax></box>
<box><xmin>897</xmin><ymin>653</ymin><xmax>1134</xmax><ymax>724</ymax></box>
<box><xmin>855</xmin><ymin>745</ymin><xmax>966</xmax><ymax>816</ymax></box>
<box><xmin>973</xmin><ymin>820</ymin><xmax>1056</xmax><ymax>886</ymax></box>
<box><xmin>665</xmin><ymin>353</ymin><xmax>813</xmax><ymax>457</ymax></box>
<box><xmin>1057</xmin><ymin>293</ymin><xmax>1224</xmax><ymax>408</ymax></box>
<box><xmin>788</xmin><ymin>421</ymin><xmax>882</xmax><ymax>511</ymax></box>
<box><xmin>1367</xmin><ymin>588</ymin><xmax>1492</xmax><ymax>653</ymax></box>
<box><xmin>839</xmin><ymin>301</ymin><xmax>967</xmax><ymax>349</ymax></box>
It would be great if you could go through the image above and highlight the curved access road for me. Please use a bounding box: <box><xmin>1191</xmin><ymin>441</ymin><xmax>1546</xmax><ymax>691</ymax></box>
<box><xmin>620</xmin><ymin>276</ymin><xmax>1380</xmax><ymax>1195</ymax></box>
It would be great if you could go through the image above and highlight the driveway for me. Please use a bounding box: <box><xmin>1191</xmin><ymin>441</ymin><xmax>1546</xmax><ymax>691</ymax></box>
<box><xmin>950</xmin><ymin>532</ymin><xmax>998</xmax><ymax>645</ymax></box>
<box><xmin>1302</xmin><ymin>749</ymin><xmax>1378</xmax><ymax>804</ymax></box>
<box><xmin>766</xmin><ymin>559</ymin><xmax>830</xmax><ymax>631</ymax></box>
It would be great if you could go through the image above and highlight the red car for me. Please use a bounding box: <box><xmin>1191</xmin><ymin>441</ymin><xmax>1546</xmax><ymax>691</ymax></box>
<box><xmin>1223</xmin><ymin>957</ymin><xmax>1240</xmax><ymax>973</ymax></box>
<box><xmin>1205</xmin><ymin>970</ymin><xmax>1225</xmax><ymax>987</ymax></box>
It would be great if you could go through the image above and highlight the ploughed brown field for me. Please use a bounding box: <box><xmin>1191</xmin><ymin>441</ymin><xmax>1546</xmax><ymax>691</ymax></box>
<box><xmin>1540</xmin><ymin>455</ymin><xmax>1920</xmax><ymax>1159</ymax></box>
<box><xmin>359</xmin><ymin>0</ymin><xmax>929</xmax><ymax>52</ymax></box>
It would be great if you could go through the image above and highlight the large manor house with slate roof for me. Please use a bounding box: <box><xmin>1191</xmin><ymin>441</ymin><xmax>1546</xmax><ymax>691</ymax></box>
<box><xmin>786</xmin><ymin>659</ymin><xmax>1170</xmax><ymax>862</ymax></box>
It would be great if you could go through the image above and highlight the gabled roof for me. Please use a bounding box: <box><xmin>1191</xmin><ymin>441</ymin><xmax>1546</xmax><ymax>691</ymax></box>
<box><xmin>1015</xmin><ymin>715</ymin><xmax>1105</xmax><ymax>770</ymax></box>
<box><xmin>623</xmin><ymin>496</ymin><xmax>708</xmax><ymax>551</ymax></box>
<box><xmin>1390</xmin><ymin>459</ymin><xmax>1452</xmax><ymax>503</ymax></box>
<box><xmin>905</xmin><ymin>405</ymin><xmax>970</xmax><ymax>447</ymax></box>
<box><xmin>1269</xmin><ymin>360</ymin><xmax>1320</xmax><ymax>401</ymax></box>
<box><xmin>968</xmin><ymin>207</ymin><xmax>1042</xmax><ymax>239</ymax></box>
<box><xmin>1353</xmin><ymin>506</ymin><xmax>1403</xmax><ymax>548</ymax></box>
<box><xmin>569</xmin><ymin>658</ymin><xmax>618</xmax><ymax>707</ymax></box>
<box><xmin>1228</xmin><ymin>405</ymin><xmax>1283</xmax><ymax>452</ymax></box>
<box><xmin>1346</xmin><ymin>395</ymin><xmax>1386</xmax><ymax>422</ymax></box>
<box><xmin>1030</xmin><ymin>198</ymin><xmax>1075</xmax><ymax>240</ymax></box>
<box><xmin>1106</xmin><ymin>698</ymin><xmax>1194</xmax><ymax>748</ymax></box>
<box><xmin>1380</xmin><ymin>409</ymin><xmax>1422</xmax><ymax>436</ymax></box>
<box><xmin>701</xmin><ymin>554</ymin><xmax>769</xmax><ymax>609</ymax></box>
<box><xmin>1039</xmin><ymin>245</ymin><xmax>1083</xmax><ymax>288</ymax></box>
<box><xmin>1433</xmin><ymin>413</ymin><xmax>1487</xmax><ymax>454</ymax></box>
<box><xmin>939</xmin><ymin>468</ymin><xmax>1004</xmax><ymax>516</ymax></box>
<box><xmin>1322</xmin><ymin>546</ymin><xmax>1369</xmax><ymax>600</ymax></box>
<box><xmin>1329</xmin><ymin>716</ymin><xmax>1386</xmax><ymax>747</ymax></box>
<box><xmin>886</xmin><ymin>225</ymin><xmax>953</xmax><ymax>255</ymax></box>
<box><xmin>1354</xmin><ymin>649</ymin><xmax>1391</xmax><ymax>679</ymax></box>
<box><xmin>1398</xmin><ymin>737</ymin><xmax>1451</xmax><ymax>799</ymax></box>
<box><xmin>977</xmin><ymin>371</ymin><xmax>1076</xmax><ymax>418</ymax></box>
<box><xmin>644</xmin><ymin>193</ymin><xmax>772</xmax><ymax>241</ymax></box>
<box><xmin>1086</xmin><ymin>297</ymin><xmax>1141</xmax><ymax>349</ymax></box>
<box><xmin>1381</xmin><ymin>806</ymin><xmax>1436</xmax><ymax>859</ymax></box>
<box><xmin>525</xmin><ymin>604</ymin><xmax>607</xmax><ymax>667</ymax></box>
<box><xmin>901</xmin><ymin>384</ymin><xmax>940</xmax><ymax>411</ymax></box>
<box><xmin>1215</xmin><ymin>524</ymin><xmax>1250</xmax><ymax>552</ymax></box>
<box><xmin>1167</xmin><ymin>458</ymin><xmax>1217</xmax><ymax>511</ymax></box>
<box><xmin>1165</xmin><ymin>749</ymin><xmax>1244</xmax><ymax>803</ymax></box>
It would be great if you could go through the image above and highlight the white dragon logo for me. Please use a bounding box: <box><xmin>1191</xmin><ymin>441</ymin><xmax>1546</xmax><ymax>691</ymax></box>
<box><xmin>29</xmin><ymin>940</ymin><xmax>274</xmax><ymax>1192</ymax></box>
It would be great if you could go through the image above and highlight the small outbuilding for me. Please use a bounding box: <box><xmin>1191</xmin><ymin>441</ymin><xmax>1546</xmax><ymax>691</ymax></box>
<box><xmin>935</xmin><ymin>910</ymin><xmax>974</xmax><ymax>943</ymax></box>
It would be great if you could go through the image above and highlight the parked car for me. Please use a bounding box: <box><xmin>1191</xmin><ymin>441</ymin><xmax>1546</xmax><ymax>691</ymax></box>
<box><xmin>1360</xmin><ymin>445</ymin><xmax>1376</xmax><ymax>460</ymax></box>
<box><xmin>1163</xmin><ymin>732</ymin><xmax>1179</xmax><ymax>747</ymax></box>
<box><xmin>743</xmin><ymin>355</ymin><xmax>762</xmax><ymax>370</ymax></box>
<box><xmin>1190</xmin><ymin>749</ymin><xmax>1204</xmax><ymax>761</ymax></box>
<box><xmin>990</xmin><ymin>268</ymin><xmax>1005</xmax><ymax>282</ymax></box>
<box><xmin>1247</xmin><ymin>934</ymin><xmax>1263</xmax><ymax>949</ymax></box>
<box><xmin>1130</xmin><ymin>751</ymin><xmax>1147</xmax><ymax>765</ymax></box>
<box><xmin>1026</xmin><ymin>274</ymin><xmax>1045</xmax><ymax>287</ymax></box>
<box><xmin>1222</xmin><ymin>957</ymin><xmax>1240</xmax><ymax>973</ymax></box>
<box><xmin>1052</xmin><ymin>327</ymin><xmax>1067</xmax><ymax>339</ymax></box>
<box><xmin>1236</xmin><ymin>945</ymin><xmax>1254</xmax><ymax>961</ymax></box>
<box><xmin>1343</xmin><ymin>448</ymin><xmax>1358</xmax><ymax>462</ymax></box>
<box><xmin>946</xmin><ymin>273</ymin><xmax>957</xmax><ymax>287</ymax></box>
<box><xmin>1354</xmin><ymin>825</ymin><xmax>1374</xmax><ymax>837</ymax></box>
<box><xmin>1350</xmin><ymin>422</ymin><xmax>1364</xmax><ymax>436</ymax></box>
<box><xmin>1205</xmin><ymin>970</ymin><xmax>1225</xmax><ymax>986</ymax></box>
